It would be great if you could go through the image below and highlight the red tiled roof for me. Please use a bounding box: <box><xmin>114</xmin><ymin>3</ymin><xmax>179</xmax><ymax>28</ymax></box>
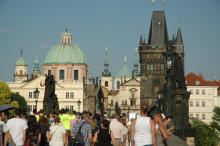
<box><xmin>185</xmin><ymin>72</ymin><xmax>220</xmax><ymax>86</ymax></box>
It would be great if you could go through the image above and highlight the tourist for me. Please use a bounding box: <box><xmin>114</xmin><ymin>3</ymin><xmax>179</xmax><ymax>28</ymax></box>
<box><xmin>4</xmin><ymin>108</ymin><xmax>28</xmax><ymax>146</ymax></box>
<box><xmin>71</xmin><ymin>111</ymin><xmax>92</xmax><ymax>146</ymax></box>
<box><xmin>130</xmin><ymin>103</ymin><xmax>157</xmax><ymax>146</ymax></box>
<box><xmin>110</xmin><ymin>113</ymin><xmax>124</xmax><ymax>146</ymax></box>
<box><xmin>38</xmin><ymin>116</ymin><xmax>50</xmax><ymax>146</ymax></box>
<box><xmin>25</xmin><ymin>115</ymin><xmax>41</xmax><ymax>146</ymax></box>
<box><xmin>93</xmin><ymin>119</ymin><xmax>116</xmax><ymax>146</ymax></box>
<box><xmin>48</xmin><ymin>116</ymin><xmax>67</xmax><ymax>146</ymax></box>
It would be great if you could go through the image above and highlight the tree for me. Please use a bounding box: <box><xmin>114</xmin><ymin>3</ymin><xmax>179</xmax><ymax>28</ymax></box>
<box><xmin>11</xmin><ymin>93</ymin><xmax>29</xmax><ymax>112</ymax></box>
<box><xmin>191</xmin><ymin>118</ymin><xmax>220</xmax><ymax>146</ymax></box>
<box><xmin>115</xmin><ymin>101</ymin><xmax>121</xmax><ymax>115</ymax></box>
<box><xmin>211</xmin><ymin>106</ymin><xmax>220</xmax><ymax>133</ymax></box>
<box><xmin>0</xmin><ymin>81</ymin><xmax>12</xmax><ymax>104</ymax></box>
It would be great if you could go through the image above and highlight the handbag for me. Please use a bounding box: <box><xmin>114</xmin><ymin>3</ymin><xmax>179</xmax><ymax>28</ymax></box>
<box><xmin>72</xmin><ymin>121</ymin><xmax>85</xmax><ymax>146</ymax></box>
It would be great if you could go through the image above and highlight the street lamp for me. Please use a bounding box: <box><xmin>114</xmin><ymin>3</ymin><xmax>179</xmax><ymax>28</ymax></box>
<box><xmin>164</xmin><ymin>45</ymin><xmax>175</xmax><ymax>116</ymax></box>
<box><xmin>108</xmin><ymin>103</ymin><xmax>111</xmax><ymax>118</ymax></box>
<box><xmin>77</xmin><ymin>100</ymin><xmax>81</xmax><ymax>112</ymax></box>
<box><xmin>33</xmin><ymin>88</ymin><xmax>40</xmax><ymax>111</ymax></box>
<box><xmin>127</xmin><ymin>106</ymin><xmax>130</xmax><ymax>121</ymax></box>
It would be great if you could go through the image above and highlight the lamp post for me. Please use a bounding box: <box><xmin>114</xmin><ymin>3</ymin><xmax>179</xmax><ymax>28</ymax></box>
<box><xmin>164</xmin><ymin>45</ymin><xmax>175</xmax><ymax>116</ymax></box>
<box><xmin>108</xmin><ymin>103</ymin><xmax>111</xmax><ymax>118</ymax></box>
<box><xmin>77</xmin><ymin>100</ymin><xmax>81</xmax><ymax>112</ymax></box>
<box><xmin>33</xmin><ymin>88</ymin><xmax>40</xmax><ymax>111</ymax></box>
<box><xmin>127</xmin><ymin>106</ymin><xmax>130</xmax><ymax>121</ymax></box>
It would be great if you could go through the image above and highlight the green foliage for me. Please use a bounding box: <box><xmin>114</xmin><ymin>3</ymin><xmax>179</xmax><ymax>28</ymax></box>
<box><xmin>0</xmin><ymin>81</ymin><xmax>12</xmax><ymax>104</ymax></box>
<box><xmin>191</xmin><ymin>118</ymin><xmax>220</xmax><ymax>146</ymax></box>
<box><xmin>11</xmin><ymin>93</ymin><xmax>29</xmax><ymax>112</ymax></box>
<box><xmin>211</xmin><ymin>106</ymin><xmax>220</xmax><ymax>133</ymax></box>
<box><xmin>115</xmin><ymin>101</ymin><xmax>121</xmax><ymax>115</ymax></box>
<box><xmin>0</xmin><ymin>81</ymin><xmax>28</xmax><ymax>112</ymax></box>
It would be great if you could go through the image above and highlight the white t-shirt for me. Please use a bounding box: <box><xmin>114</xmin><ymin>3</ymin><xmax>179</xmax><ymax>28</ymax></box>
<box><xmin>110</xmin><ymin>119</ymin><xmax>124</xmax><ymax>139</ymax></box>
<box><xmin>5</xmin><ymin>117</ymin><xmax>28</xmax><ymax>145</ymax></box>
<box><xmin>49</xmin><ymin>124</ymin><xmax>66</xmax><ymax>146</ymax></box>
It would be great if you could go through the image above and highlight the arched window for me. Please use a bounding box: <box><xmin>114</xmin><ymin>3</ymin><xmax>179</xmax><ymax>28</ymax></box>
<box><xmin>105</xmin><ymin>81</ymin><xmax>108</xmax><ymax>87</ymax></box>
<box><xmin>116</xmin><ymin>81</ymin><xmax>120</xmax><ymax>89</ymax></box>
<box><xmin>59</xmin><ymin>69</ymin><xmax>65</xmax><ymax>80</ymax></box>
<box><xmin>74</xmin><ymin>70</ymin><xmax>79</xmax><ymax>80</ymax></box>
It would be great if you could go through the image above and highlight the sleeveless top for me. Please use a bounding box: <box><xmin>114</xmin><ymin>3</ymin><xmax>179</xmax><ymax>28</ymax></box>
<box><xmin>134</xmin><ymin>116</ymin><xmax>152</xmax><ymax>146</ymax></box>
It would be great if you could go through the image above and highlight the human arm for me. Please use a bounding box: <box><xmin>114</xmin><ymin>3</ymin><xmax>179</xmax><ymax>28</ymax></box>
<box><xmin>130</xmin><ymin>119</ymin><xmax>136</xmax><ymax>146</ymax></box>
<box><xmin>93</xmin><ymin>131</ymin><xmax>98</xmax><ymax>143</ymax></box>
<box><xmin>110</xmin><ymin>130</ymin><xmax>117</xmax><ymax>146</ymax></box>
<box><xmin>153</xmin><ymin>113</ymin><xmax>169</xmax><ymax>140</ymax></box>
<box><xmin>150</xmin><ymin>119</ymin><xmax>157</xmax><ymax>146</ymax></box>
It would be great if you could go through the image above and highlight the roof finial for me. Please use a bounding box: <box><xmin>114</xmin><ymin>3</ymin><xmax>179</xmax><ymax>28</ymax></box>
<box><xmin>65</xmin><ymin>28</ymin><xmax>68</xmax><ymax>32</ymax></box>
<box><xmin>20</xmin><ymin>49</ymin><xmax>23</xmax><ymax>57</ymax></box>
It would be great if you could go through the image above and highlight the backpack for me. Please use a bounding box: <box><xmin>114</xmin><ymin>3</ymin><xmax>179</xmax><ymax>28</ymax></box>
<box><xmin>73</xmin><ymin>122</ymin><xmax>85</xmax><ymax>146</ymax></box>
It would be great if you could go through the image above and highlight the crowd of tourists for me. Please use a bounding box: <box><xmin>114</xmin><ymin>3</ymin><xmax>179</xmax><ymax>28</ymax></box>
<box><xmin>0</xmin><ymin>103</ymin><xmax>173</xmax><ymax>146</ymax></box>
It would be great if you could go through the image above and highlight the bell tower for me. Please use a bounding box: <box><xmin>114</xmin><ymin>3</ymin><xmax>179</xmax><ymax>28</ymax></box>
<box><xmin>139</xmin><ymin>11</ymin><xmax>168</xmax><ymax>104</ymax></box>
<box><xmin>14</xmin><ymin>50</ymin><xmax>28</xmax><ymax>82</ymax></box>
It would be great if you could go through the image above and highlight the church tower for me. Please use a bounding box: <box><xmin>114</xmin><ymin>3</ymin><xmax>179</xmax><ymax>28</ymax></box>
<box><xmin>139</xmin><ymin>11</ymin><xmax>168</xmax><ymax>104</ymax></box>
<box><xmin>14</xmin><ymin>50</ymin><xmax>28</xmax><ymax>82</ymax></box>
<box><xmin>32</xmin><ymin>57</ymin><xmax>41</xmax><ymax>77</ymax></box>
<box><xmin>101</xmin><ymin>47</ymin><xmax>112</xmax><ymax>91</ymax></box>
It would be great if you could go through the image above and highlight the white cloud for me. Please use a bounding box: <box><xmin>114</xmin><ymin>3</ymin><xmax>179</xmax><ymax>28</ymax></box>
<box><xmin>0</xmin><ymin>26</ymin><xmax>14</xmax><ymax>33</ymax></box>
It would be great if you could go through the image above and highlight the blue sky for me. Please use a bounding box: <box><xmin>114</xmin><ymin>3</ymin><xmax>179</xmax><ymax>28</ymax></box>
<box><xmin>0</xmin><ymin>0</ymin><xmax>220</xmax><ymax>81</ymax></box>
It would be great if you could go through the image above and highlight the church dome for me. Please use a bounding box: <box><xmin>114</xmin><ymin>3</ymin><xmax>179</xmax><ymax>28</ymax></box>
<box><xmin>44</xmin><ymin>30</ymin><xmax>86</xmax><ymax>64</ymax></box>
<box><xmin>16</xmin><ymin>51</ymin><xmax>27</xmax><ymax>66</ymax></box>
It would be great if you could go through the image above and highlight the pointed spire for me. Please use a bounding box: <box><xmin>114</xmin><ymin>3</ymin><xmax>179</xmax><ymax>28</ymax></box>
<box><xmin>147</xmin><ymin>11</ymin><xmax>169</xmax><ymax>46</ymax></box>
<box><xmin>172</xmin><ymin>34</ymin><xmax>175</xmax><ymax>43</ymax></box>
<box><xmin>176</xmin><ymin>27</ymin><xmax>183</xmax><ymax>45</ymax></box>
<box><xmin>20</xmin><ymin>49</ymin><xmax>23</xmax><ymax>57</ymax></box>
<box><xmin>102</xmin><ymin>46</ymin><xmax>111</xmax><ymax>77</ymax></box>
<box><xmin>139</xmin><ymin>35</ymin><xmax>143</xmax><ymax>45</ymax></box>
<box><xmin>33</xmin><ymin>56</ymin><xmax>40</xmax><ymax>77</ymax></box>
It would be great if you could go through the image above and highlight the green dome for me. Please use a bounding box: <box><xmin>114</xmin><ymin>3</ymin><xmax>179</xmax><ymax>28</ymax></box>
<box><xmin>16</xmin><ymin>57</ymin><xmax>27</xmax><ymax>66</ymax></box>
<box><xmin>116</xmin><ymin>64</ymin><xmax>131</xmax><ymax>77</ymax></box>
<box><xmin>44</xmin><ymin>44</ymin><xmax>86</xmax><ymax>64</ymax></box>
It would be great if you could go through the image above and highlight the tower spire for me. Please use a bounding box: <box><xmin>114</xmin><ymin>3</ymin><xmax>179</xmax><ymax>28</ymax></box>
<box><xmin>176</xmin><ymin>27</ymin><xmax>183</xmax><ymax>45</ymax></box>
<box><xmin>139</xmin><ymin>35</ymin><xmax>143</xmax><ymax>45</ymax></box>
<box><xmin>102</xmin><ymin>46</ymin><xmax>111</xmax><ymax>77</ymax></box>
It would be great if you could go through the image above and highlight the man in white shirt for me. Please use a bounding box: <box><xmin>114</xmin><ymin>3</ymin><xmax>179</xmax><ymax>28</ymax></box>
<box><xmin>110</xmin><ymin>114</ymin><xmax>124</xmax><ymax>146</ymax></box>
<box><xmin>4</xmin><ymin>109</ymin><xmax>28</xmax><ymax>146</ymax></box>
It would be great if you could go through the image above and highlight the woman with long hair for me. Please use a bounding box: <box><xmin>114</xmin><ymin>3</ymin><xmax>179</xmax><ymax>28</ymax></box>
<box><xmin>38</xmin><ymin>116</ymin><xmax>50</xmax><ymax>146</ymax></box>
<box><xmin>130</xmin><ymin>102</ymin><xmax>157</xmax><ymax>146</ymax></box>
<box><xmin>25</xmin><ymin>115</ymin><xmax>41</xmax><ymax>146</ymax></box>
<box><xmin>93</xmin><ymin>119</ymin><xmax>116</xmax><ymax>146</ymax></box>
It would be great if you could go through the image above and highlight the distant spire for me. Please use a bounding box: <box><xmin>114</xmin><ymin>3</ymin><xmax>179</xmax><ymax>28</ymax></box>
<box><xmin>172</xmin><ymin>34</ymin><xmax>175</xmax><ymax>43</ymax></box>
<box><xmin>133</xmin><ymin>48</ymin><xmax>139</xmax><ymax>76</ymax></box>
<box><xmin>33</xmin><ymin>56</ymin><xmax>40</xmax><ymax>77</ymax></box>
<box><xmin>20</xmin><ymin>49</ymin><xmax>23</xmax><ymax>57</ymax></box>
<box><xmin>176</xmin><ymin>27</ymin><xmax>183</xmax><ymax>45</ymax></box>
<box><xmin>102</xmin><ymin>46</ymin><xmax>111</xmax><ymax>77</ymax></box>
<box><xmin>139</xmin><ymin>35</ymin><xmax>143</xmax><ymax>45</ymax></box>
